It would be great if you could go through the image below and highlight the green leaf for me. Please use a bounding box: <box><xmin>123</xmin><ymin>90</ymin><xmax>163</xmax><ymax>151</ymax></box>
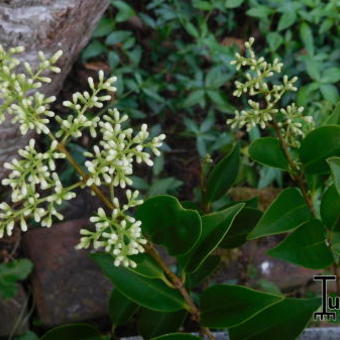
<box><xmin>92</xmin><ymin>253</ymin><xmax>187</xmax><ymax>312</ymax></box>
<box><xmin>105</xmin><ymin>31</ymin><xmax>132</xmax><ymax>45</ymax></box>
<box><xmin>324</xmin><ymin>101</ymin><xmax>340</xmax><ymax>125</ymax></box>
<box><xmin>249</xmin><ymin>137</ymin><xmax>288</xmax><ymax>170</ymax></box>
<box><xmin>179</xmin><ymin>204</ymin><xmax>244</xmax><ymax>273</ymax></box>
<box><xmin>93</xmin><ymin>18</ymin><xmax>115</xmax><ymax>38</ymax></box>
<box><xmin>15</xmin><ymin>331</ymin><xmax>39</xmax><ymax>340</ymax></box>
<box><xmin>207</xmin><ymin>90</ymin><xmax>234</xmax><ymax>112</ymax></box>
<box><xmin>328</xmin><ymin>157</ymin><xmax>340</xmax><ymax>195</ymax></box>
<box><xmin>278</xmin><ymin>11</ymin><xmax>296</xmax><ymax>31</ymax></box>
<box><xmin>128</xmin><ymin>253</ymin><xmax>167</xmax><ymax>281</ymax></box>
<box><xmin>300</xmin><ymin>22</ymin><xmax>314</xmax><ymax>55</ymax></box>
<box><xmin>111</xmin><ymin>1</ymin><xmax>136</xmax><ymax>22</ymax></box>
<box><xmin>192</xmin><ymin>1</ymin><xmax>213</xmax><ymax>11</ymax></box>
<box><xmin>225</xmin><ymin>0</ymin><xmax>244</xmax><ymax>8</ymax></box>
<box><xmin>266</xmin><ymin>32</ymin><xmax>283</xmax><ymax>51</ymax></box>
<box><xmin>248</xmin><ymin>188</ymin><xmax>311</xmax><ymax>239</ymax></box>
<box><xmin>268</xmin><ymin>219</ymin><xmax>334</xmax><ymax>269</ymax></box>
<box><xmin>300</xmin><ymin>126</ymin><xmax>340</xmax><ymax>174</ymax></box>
<box><xmin>151</xmin><ymin>334</ymin><xmax>201</xmax><ymax>340</ymax></box>
<box><xmin>186</xmin><ymin>255</ymin><xmax>220</xmax><ymax>289</ymax></box>
<box><xmin>246</xmin><ymin>6</ymin><xmax>273</xmax><ymax>18</ymax></box>
<box><xmin>321</xmin><ymin>68</ymin><xmax>340</xmax><ymax>84</ymax></box>
<box><xmin>109</xmin><ymin>289</ymin><xmax>139</xmax><ymax>326</ymax></box>
<box><xmin>220</xmin><ymin>207</ymin><xmax>262</xmax><ymax>249</ymax></box>
<box><xmin>206</xmin><ymin>143</ymin><xmax>240</xmax><ymax>202</ymax></box>
<box><xmin>229</xmin><ymin>297</ymin><xmax>321</xmax><ymax>340</ymax></box>
<box><xmin>320</xmin><ymin>84</ymin><xmax>339</xmax><ymax>104</ymax></box>
<box><xmin>320</xmin><ymin>185</ymin><xmax>340</xmax><ymax>230</ymax></box>
<box><xmin>82</xmin><ymin>40</ymin><xmax>106</xmax><ymax>60</ymax></box>
<box><xmin>201</xmin><ymin>284</ymin><xmax>283</xmax><ymax>328</ymax></box>
<box><xmin>138</xmin><ymin>309</ymin><xmax>187</xmax><ymax>339</ymax></box>
<box><xmin>182</xmin><ymin>90</ymin><xmax>205</xmax><ymax>108</ymax></box>
<box><xmin>0</xmin><ymin>259</ymin><xmax>33</xmax><ymax>299</ymax></box>
<box><xmin>183</xmin><ymin>21</ymin><xmax>199</xmax><ymax>38</ymax></box>
<box><xmin>40</xmin><ymin>324</ymin><xmax>101</xmax><ymax>340</ymax></box>
<box><xmin>297</xmin><ymin>82</ymin><xmax>319</xmax><ymax>106</ymax></box>
<box><xmin>305</xmin><ymin>60</ymin><xmax>321</xmax><ymax>81</ymax></box>
<box><xmin>136</xmin><ymin>195</ymin><xmax>201</xmax><ymax>256</ymax></box>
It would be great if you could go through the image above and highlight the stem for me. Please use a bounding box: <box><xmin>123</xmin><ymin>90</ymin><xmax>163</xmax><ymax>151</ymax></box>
<box><xmin>56</xmin><ymin>143</ymin><xmax>116</xmax><ymax>210</ymax></box>
<box><xmin>271</xmin><ymin>121</ymin><xmax>316</xmax><ymax>216</ymax></box>
<box><xmin>146</xmin><ymin>243</ymin><xmax>215</xmax><ymax>339</ymax></box>
<box><xmin>272</xmin><ymin>121</ymin><xmax>340</xmax><ymax>288</ymax></box>
<box><xmin>56</xmin><ymin>142</ymin><xmax>216</xmax><ymax>339</ymax></box>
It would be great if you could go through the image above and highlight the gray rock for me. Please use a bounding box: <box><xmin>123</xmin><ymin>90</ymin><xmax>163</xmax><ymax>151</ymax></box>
<box><xmin>22</xmin><ymin>219</ymin><xmax>112</xmax><ymax>326</ymax></box>
<box><xmin>121</xmin><ymin>328</ymin><xmax>340</xmax><ymax>339</ymax></box>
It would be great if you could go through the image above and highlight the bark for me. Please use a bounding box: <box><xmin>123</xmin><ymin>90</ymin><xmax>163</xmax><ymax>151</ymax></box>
<box><xmin>0</xmin><ymin>0</ymin><xmax>109</xmax><ymax>177</ymax></box>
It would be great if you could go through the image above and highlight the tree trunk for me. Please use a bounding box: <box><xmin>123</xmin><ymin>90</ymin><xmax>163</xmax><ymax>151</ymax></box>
<box><xmin>0</xmin><ymin>0</ymin><xmax>109</xmax><ymax>178</ymax></box>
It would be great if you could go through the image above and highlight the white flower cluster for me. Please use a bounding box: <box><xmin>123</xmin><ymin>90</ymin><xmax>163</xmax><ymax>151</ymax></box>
<box><xmin>0</xmin><ymin>46</ymin><xmax>166</xmax><ymax>268</ymax></box>
<box><xmin>0</xmin><ymin>46</ymin><xmax>63</xmax><ymax>134</ymax></box>
<box><xmin>277</xmin><ymin>103</ymin><xmax>314</xmax><ymax>147</ymax></box>
<box><xmin>84</xmin><ymin>108</ymin><xmax>166</xmax><ymax>188</ymax></box>
<box><xmin>0</xmin><ymin>140</ymin><xmax>76</xmax><ymax>237</ymax></box>
<box><xmin>77</xmin><ymin>190</ymin><xmax>147</xmax><ymax>268</ymax></box>
<box><xmin>56</xmin><ymin>71</ymin><xmax>116</xmax><ymax>142</ymax></box>
<box><xmin>227</xmin><ymin>37</ymin><xmax>314</xmax><ymax>145</ymax></box>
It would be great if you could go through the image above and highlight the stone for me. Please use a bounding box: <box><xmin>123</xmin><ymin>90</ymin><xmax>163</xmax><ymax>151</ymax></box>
<box><xmin>22</xmin><ymin>218</ymin><xmax>112</xmax><ymax>326</ymax></box>
<box><xmin>122</xmin><ymin>328</ymin><xmax>340</xmax><ymax>340</ymax></box>
<box><xmin>0</xmin><ymin>286</ymin><xmax>29</xmax><ymax>337</ymax></box>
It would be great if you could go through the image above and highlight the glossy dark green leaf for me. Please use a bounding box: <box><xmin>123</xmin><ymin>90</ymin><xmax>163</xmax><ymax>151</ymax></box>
<box><xmin>229</xmin><ymin>297</ymin><xmax>321</xmax><ymax>340</ymax></box>
<box><xmin>186</xmin><ymin>256</ymin><xmax>220</xmax><ymax>289</ymax></box>
<box><xmin>136</xmin><ymin>195</ymin><xmax>202</xmax><ymax>256</ymax></box>
<box><xmin>220</xmin><ymin>207</ymin><xmax>262</xmax><ymax>249</ymax></box>
<box><xmin>92</xmin><ymin>253</ymin><xmax>187</xmax><ymax>312</ymax></box>
<box><xmin>300</xmin><ymin>126</ymin><xmax>340</xmax><ymax>174</ymax></box>
<box><xmin>248</xmin><ymin>188</ymin><xmax>311</xmax><ymax>239</ymax></box>
<box><xmin>14</xmin><ymin>331</ymin><xmax>39</xmax><ymax>340</ymax></box>
<box><xmin>206</xmin><ymin>143</ymin><xmax>240</xmax><ymax>202</ymax></box>
<box><xmin>128</xmin><ymin>253</ymin><xmax>167</xmax><ymax>281</ymax></box>
<box><xmin>40</xmin><ymin>324</ymin><xmax>101</xmax><ymax>340</ymax></box>
<box><xmin>201</xmin><ymin>284</ymin><xmax>283</xmax><ymax>328</ymax></box>
<box><xmin>320</xmin><ymin>185</ymin><xmax>340</xmax><ymax>230</ymax></box>
<box><xmin>138</xmin><ymin>308</ymin><xmax>187</xmax><ymax>339</ymax></box>
<box><xmin>328</xmin><ymin>157</ymin><xmax>340</xmax><ymax>195</ymax></box>
<box><xmin>109</xmin><ymin>290</ymin><xmax>139</xmax><ymax>326</ymax></box>
<box><xmin>179</xmin><ymin>204</ymin><xmax>244</xmax><ymax>273</ymax></box>
<box><xmin>151</xmin><ymin>334</ymin><xmax>201</xmax><ymax>340</ymax></box>
<box><xmin>249</xmin><ymin>137</ymin><xmax>288</xmax><ymax>170</ymax></box>
<box><xmin>0</xmin><ymin>259</ymin><xmax>33</xmax><ymax>299</ymax></box>
<box><xmin>268</xmin><ymin>219</ymin><xmax>334</xmax><ymax>269</ymax></box>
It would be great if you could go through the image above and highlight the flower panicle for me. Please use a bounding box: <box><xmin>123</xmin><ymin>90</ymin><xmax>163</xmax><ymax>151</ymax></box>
<box><xmin>0</xmin><ymin>46</ymin><xmax>165</xmax><ymax>268</ymax></box>
<box><xmin>227</xmin><ymin>37</ymin><xmax>314</xmax><ymax>145</ymax></box>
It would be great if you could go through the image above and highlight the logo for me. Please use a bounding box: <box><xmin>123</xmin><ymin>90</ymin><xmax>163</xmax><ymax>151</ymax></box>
<box><xmin>313</xmin><ymin>275</ymin><xmax>339</xmax><ymax>321</ymax></box>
